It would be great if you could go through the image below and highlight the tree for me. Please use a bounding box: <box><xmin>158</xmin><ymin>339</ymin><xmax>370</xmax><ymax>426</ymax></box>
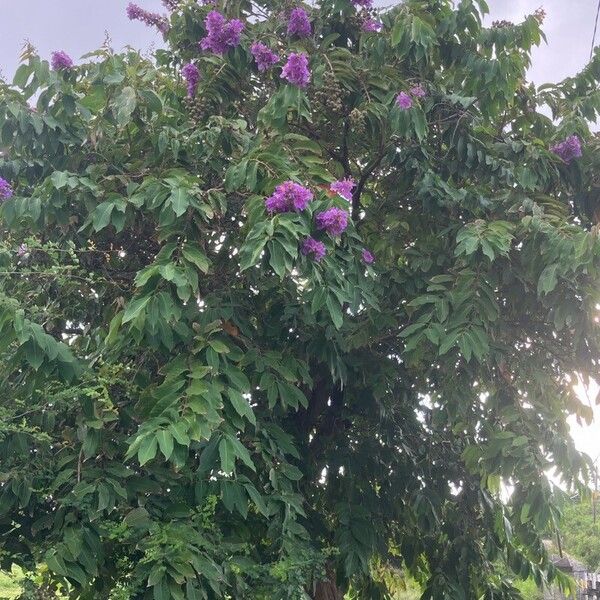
<box><xmin>1</xmin><ymin>0</ymin><xmax>599</xmax><ymax>597</ymax></box>
<box><xmin>556</xmin><ymin>497</ymin><xmax>600</xmax><ymax>571</ymax></box>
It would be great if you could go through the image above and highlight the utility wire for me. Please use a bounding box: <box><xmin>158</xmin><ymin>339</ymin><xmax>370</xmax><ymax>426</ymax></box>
<box><xmin>592</xmin><ymin>0</ymin><xmax>600</xmax><ymax>60</ymax></box>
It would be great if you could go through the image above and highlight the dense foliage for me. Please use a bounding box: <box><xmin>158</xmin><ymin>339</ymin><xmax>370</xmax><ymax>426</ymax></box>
<box><xmin>557</xmin><ymin>497</ymin><xmax>600</xmax><ymax>572</ymax></box>
<box><xmin>2</xmin><ymin>0</ymin><xmax>600</xmax><ymax>598</ymax></box>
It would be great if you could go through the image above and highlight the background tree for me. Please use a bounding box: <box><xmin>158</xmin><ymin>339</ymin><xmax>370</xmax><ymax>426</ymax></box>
<box><xmin>554</xmin><ymin>496</ymin><xmax>600</xmax><ymax>572</ymax></box>
<box><xmin>1</xmin><ymin>0</ymin><xmax>600</xmax><ymax>598</ymax></box>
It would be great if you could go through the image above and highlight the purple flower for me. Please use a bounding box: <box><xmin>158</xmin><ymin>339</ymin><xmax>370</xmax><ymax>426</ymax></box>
<box><xmin>362</xmin><ymin>18</ymin><xmax>382</xmax><ymax>32</ymax></box>
<box><xmin>410</xmin><ymin>84</ymin><xmax>427</xmax><ymax>98</ymax></box>
<box><xmin>550</xmin><ymin>135</ymin><xmax>583</xmax><ymax>164</ymax></box>
<box><xmin>181</xmin><ymin>63</ymin><xmax>201</xmax><ymax>97</ymax></box>
<box><xmin>361</xmin><ymin>248</ymin><xmax>375</xmax><ymax>264</ymax></box>
<box><xmin>51</xmin><ymin>51</ymin><xmax>73</xmax><ymax>71</ymax></box>
<box><xmin>396</xmin><ymin>92</ymin><xmax>412</xmax><ymax>110</ymax></box>
<box><xmin>126</xmin><ymin>3</ymin><xmax>169</xmax><ymax>34</ymax></box>
<box><xmin>330</xmin><ymin>179</ymin><xmax>355</xmax><ymax>201</ymax></box>
<box><xmin>0</xmin><ymin>177</ymin><xmax>14</xmax><ymax>201</ymax></box>
<box><xmin>281</xmin><ymin>52</ymin><xmax>311</xmax><ymax>88</ymax></box>
<box><xmin>200</xmin><ymin>11</ymin><xmax>244</xmax><ymax>55</ymax></box>
<box><xmin>17</xmin><ymin>243</ymin><xmax>28</xmax><ymax>257</ymax></box>
<box><xmin>162</xmin><ymin>0</ymin><xmax>180</xmax><ymax>9</ymax></box>
<box><xmin>352</xmin><ymin>0</ymin><xmax>373</xmax><ymax>7</ymax></box>
<box><xmin>315</xmin><ymin>207</ymin><xmax>349</xmax><ymax>236</ymax></box>
<box><xmin>265</xmin><ymin>181</ymin><xmax>314</xmax><ymax>213</ymax></box>
<box><xmin>250</xmin><ymin>42</ymin><xmax>279</xmax><ymax>72</ymax></box>
<box><xmin>287</xmin><ymin>8</ymin><xmax>312</xmax><ymax>38</ymax></box>
<box><xmin>301</xmin><ymin>237</ymin><xmax>326</xmax><ymax>262</ymax></box>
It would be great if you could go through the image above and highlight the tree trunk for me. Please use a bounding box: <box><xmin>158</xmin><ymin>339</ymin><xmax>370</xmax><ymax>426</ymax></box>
<box><xmin>311</xmin><ymin>565</ymin><xmax>344</xmax><ymax>600</ymax></box>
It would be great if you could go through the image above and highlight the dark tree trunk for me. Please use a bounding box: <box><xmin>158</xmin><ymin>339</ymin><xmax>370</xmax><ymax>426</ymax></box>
<box><xmin>312</xmin><ymin>580</ymin><xmax>344</xmax><ymax>600</ymax></box>
<box><xmin>310</xmin><ymin>564</ymin><xmax>344</xmax><ymax>600</ymax></box>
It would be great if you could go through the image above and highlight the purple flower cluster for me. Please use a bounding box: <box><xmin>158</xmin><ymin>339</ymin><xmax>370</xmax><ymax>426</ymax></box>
<box><xmin>17</xmin><ymin>243</ymin><xmax>28</xmax><ymax>257</ymax></box>
<box><xmin>161</xmin><ymin>0</ymin><xmax>180</xmax><ymax>10</ymax></box>
<box><xmin>181</xmin><ymin>63</ymin><xmax>201</xmax><ymax>97</ymax></box>
<box><xmin>352</xmin><ymin>0</ymin><xmax>374</xmax><ymax>7</ymax></box>
<box><xmin>361</xmin><ymin>248</ymin><xmax>375</xmax><ymax>264</ymax></box>
<box><xmin>200</xmin><ymin>11</ymin><xmax>244</xmax><ymax>55</ymax></box>
<box><xmin>51</xmin><ymin>51</ymin><xmax>73</xmax><ymax>71</ymax></box>
<box><xmin>287</xmin><ymin>8</ymin><xmax>312</xmax><ymax>38</ymax></box>
<box><xmin>396</xmin><ymin>85</ymin><xmax>427</xmax><ymax>108</ymax></box>
<box><xmin>362</xmin><ymin>18</ymin><xmax>382</xmax><ymax>32</ymax></box>
<box><xmin>0</xmin><ymin>177</ymin><xmax>13</xmax><ymax>201</ymax></box>
<box><xmin>410</xmin><ymin>84</ymin><xmax>427</xmax><ymax>98</ymax></box>
<box><xmin>281</xmin><ymin>52</ymin><xmax>311</xmax><ymax>88</ymax></box>
<box><xmin>395</xmin><ymin>91</ymin><xmax>412</xmax><ymax>110</ymax></box>
<box><xmin>126</xmin><ymin>3</ymin><xmax>169</xmax><ymax>34</ymax></box>
<box><xmin>550</xmin><ymin>134</ymin><xmax>583</xmax><ymax>164</ymax></box>
<box><xmin>250</xmin><ymin>41</ymin><xmax>279</xmax><ymax>72</ymax></box>
<box><xmin>301</xmin><ymin>237</ymin><xmax>326</xmax><ymax>262</ymax></box>
<box><xmin>330</xmin><ymin>178</ymin><xmax>355</xmax><ymax>201</ymax></box>
<box><xmin>265</xmin><ymin>181</ymin><xmax>314</xmax><ymax>213</ymax></box>
<box><xmin>316</xmin><ymin>207</ymin><xmax>348</xmax><ymax>236</ymax></box>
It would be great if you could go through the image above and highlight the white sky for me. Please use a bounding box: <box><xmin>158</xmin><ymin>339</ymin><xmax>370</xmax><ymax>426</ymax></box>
<box><xmin>573</xmin><ymin>379</ymin><xmax>600</xmax><ymax>463</ymax></box>
<box><xmin>1</xmin><ymin>1</ymin><xmax>598</xmax><ymax>85</ymax></box>
<box><xmin>2</xmin><ymin>1</ymin><xmax>600</xmax><ymax>460</ymax></box>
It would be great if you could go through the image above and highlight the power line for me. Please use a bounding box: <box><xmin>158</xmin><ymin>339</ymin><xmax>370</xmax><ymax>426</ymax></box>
<box><xmin>592</xmin><ymin>0</ymin><xmax>600</xmax><ymax>60</ymax></box>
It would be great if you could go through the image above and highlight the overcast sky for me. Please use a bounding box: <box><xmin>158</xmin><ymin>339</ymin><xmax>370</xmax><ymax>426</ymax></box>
<box><xmin>2</xmin><ymin>1</ymin><xmax>600</xmax><ymax>461</ymax></box>
<box><xmin>1</xmin><ymin>1</ymin><xmax>598</xmax><ymax>85</ymax></box>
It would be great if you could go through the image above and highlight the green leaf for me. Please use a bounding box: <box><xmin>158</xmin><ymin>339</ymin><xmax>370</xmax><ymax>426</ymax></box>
<box><xmin>198</xmin><ymin>436</ymin><xmax>220</xmax><ymax>474</ymax></box>
<box><xmin>156</xmin><ymin>429</ymin><xmax>174</xmax><ymax>460</ymax></box>
<box><xmin>269</xmin><ymin>240</ymin><xmax>287</xmax><ymax>279</ymax></box>
<box><xmin>227</xmin><ymin>388</ymin><xmax>256</xmax><ymax>425</ymax></box>
<box><xmin>80</xmin><ymin>86</ymin><xmax>108</xmax><ymax>112</ymax></box>
<box><xmin>50</xmin><ymin>171</ymin><xmax>70</xmax><ymax>190</ymax></box>
<box><xmin>225</xmin><ymin>433</ymin><xmax>256</xmax><ymax>472</ymax></box>
<box><xmin>115</xmin><ymin>86</ymin><xmax>137</xmax><ymax>126</ymax></box>
<box><xmin>208</xmin><ymin>339</ymin><xmax>230</xmax><ymax>354</ymax></box>
<box><xmin>538</xmin><ymin>263</ymin><xmax>558</xmax><ymax>296</ymax></box>
<box><xmin>13</xmin><ymin>64</ymin><xmax>32</xmax><ymax>88</ymax></box>
<box><xmin>218</xmin><ymin>437</ymin><xmax>235</xmax><ymax>474</ymax></box>
<box><xmin>140</xmin><ymin>89</ymin><xmax>163</xmax><ymax>115</ymax></box>
<box><xmin>92</xmin><ymin>201</ymin><xmax>115</xmax><ymax>232</ymax></box>
<box><xmin>169</xmin><ymin>187</ymin><xmax>191</xmax><ymax>217</ymax></box>
<box><xmin>182</xmin><ymin>244</ymin><xmax>210</xmax><ymax>273</ymax></box>
<box><xmin>225</xmin><ymin>159</ymin><xmax>248</xmax><ymax>192</ymax></box>
<box><xmin>122</xmin><ymin>295</ymin><xmax>151</xmax><ymax>323</ymax></box>
<box><xmin>244</xmin><ymin>484</ymin><xmax>269</xmax><ymax>517</ymax></box>
<box><xmin>326</xmin><ymin>295</ymin><xmax>344</xmax><ymax>329</ymax></box>
<box><xmin>137</xmin><ymin>436</ymin><xmax>158</xmax><ymax>466</ymax></box>
<box><xmin>225</xmin><ymin>367</ymin><xmax>251</xmax><ymax>392</ymax></box>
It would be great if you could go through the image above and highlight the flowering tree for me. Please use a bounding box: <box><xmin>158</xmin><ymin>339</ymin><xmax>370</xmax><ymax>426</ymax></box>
<box><xmin>1</xmin><ymin>0</ymin><xmax>600</xmax><ymax>598</ymax></box>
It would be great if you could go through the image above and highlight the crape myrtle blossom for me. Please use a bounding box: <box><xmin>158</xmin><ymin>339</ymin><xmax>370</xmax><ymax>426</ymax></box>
<box><xmin>395</xmin><ymin>92</ymin><xmax>412</xmax><ymax>110</ymax></box>
<box><xmin>200</xmin><ymin>11</ymin><xmax>244</xmax><ymax>55</ymax></box>
<box><xmin>250</xmin><ymin>42</ymin><xmax>279</xmax><ymax>72</ymax></box>
<box><xmin>181</xmin><ymin>63</ymin><xmax>201</xmax><ymax>97</ymax></box>
<box><xmin>265</xmin><ymin>181</ymin><xmax>313</xmax><ymax>213</ymax></box>
<box><xmin>362</xmin><ymin>19</ymin><xmax>382</xmax><ymax>33</ymax></box>
<box><xmin>550</xmin><ymin>134</ymin><xmax>583</xmax><ymax>164</ymax></box>
<box><xmin>51</xmin><ymin>51</ymin><xmax>73</xmax><ymax>71</ymax></box>
<box><xmin>0</xmin><ymin>177</ymin><xmax>14</xmax><ymax>200</ymax></box>
<box><xmin>301</xmin><ymin>237</ymin><xmax>326</xmax><ymax>262</ymax></box>
<box><xmin>126</xmin><ymin>3</ymin><xmax>169</xmax><ymax>34</ymax></box>
<box><xmin>330</xmin><ymin>179</ymin><xmax>355</xmax><ymax>201</ymax></box>
<box><xmin>287</xmin><ymin>8</ymin><xmax>312</xmax><ymax>38</ymax></box>
<box><xmin>315</xmin><ymin>207</ymin><xmax>349</xmax><ymax>236</ymax></box>
<box><xmin>410</xmin><ymin>84</ymin><xmax>427</xmax><ymax>98</ymax></box>
<box><xmin>351</xmin><ymin>0</ymin><xmax>373</xmax><ymax>7</ymax></box>
<box><xmin>281</xmin><ymin>52</ymin><xmax>311</xmax><ymax>88</ymax></box>
<box><xmin>362</xmin><ymin>248</ymin><xmax>375</xmax><ymax>264</ymax></box>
